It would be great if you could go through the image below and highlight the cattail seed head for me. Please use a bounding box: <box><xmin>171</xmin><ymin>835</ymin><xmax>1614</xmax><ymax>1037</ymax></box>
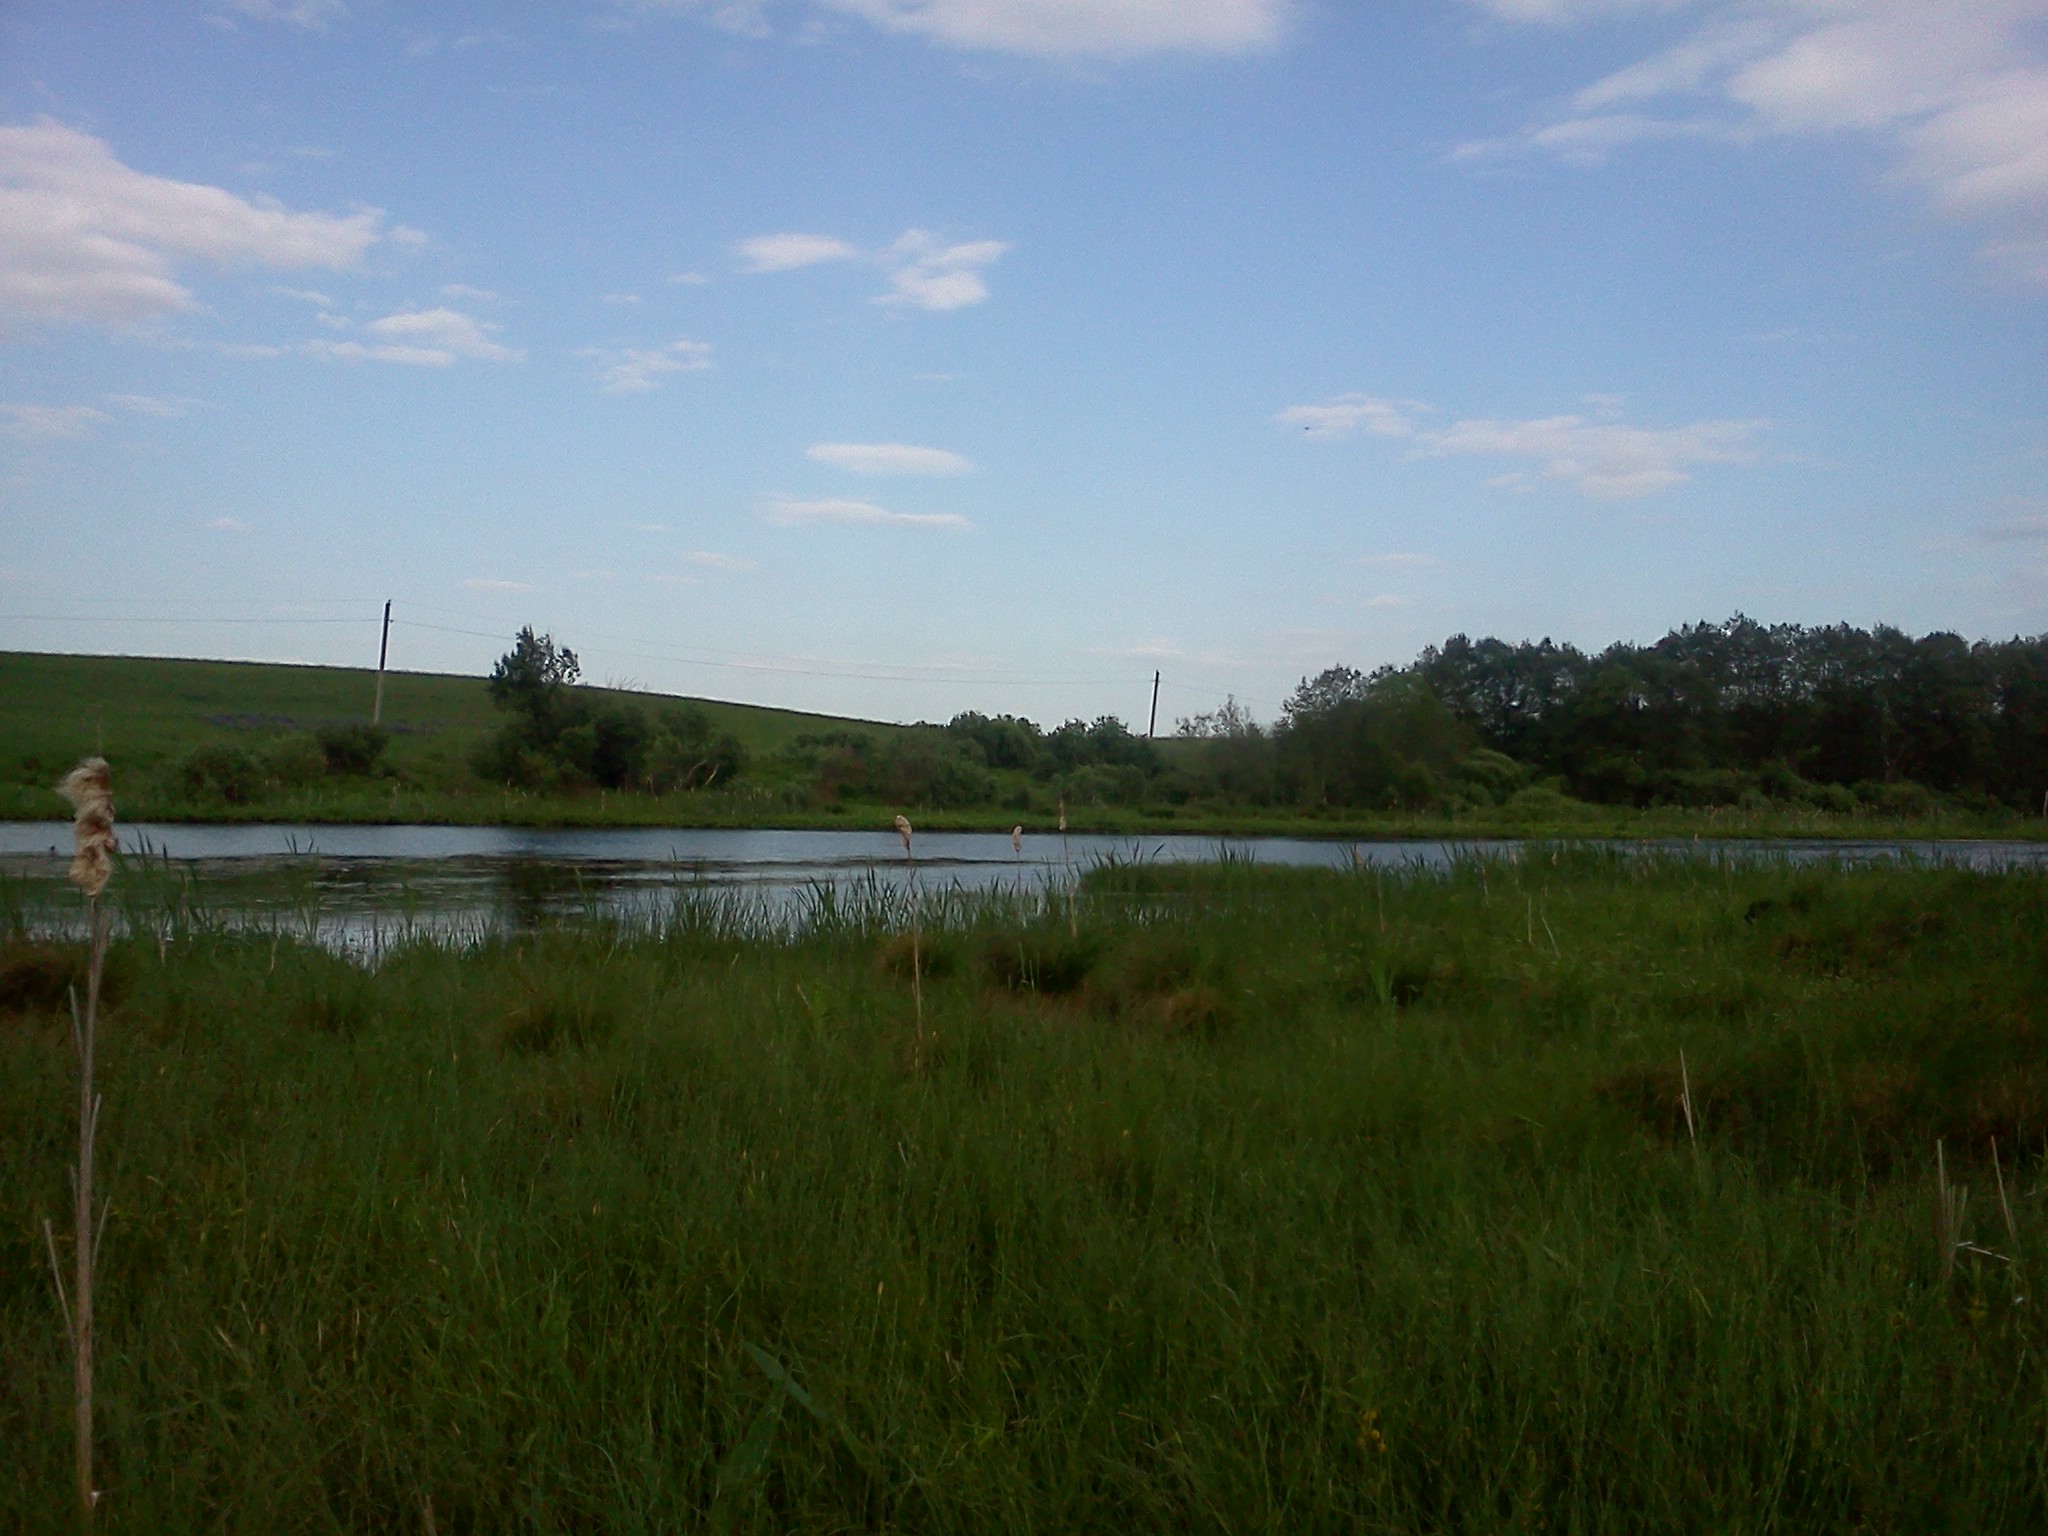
<box><xmin>1010</xmin><ymin>825</ymin><xmax>1023</xmax><ymax>855</ymax></box>
<box><xmin>1057</xmin><ymin>797</ymin><xmax>1067</xmax><ymax>835</ymax></box>
<box><xmin>894</xmin><ymin>814</ymin><xmax>913</xmax><ymax>856</ymax></box>
<box><xmin>57</xmin><ymin>756</ymin><xmax>115</xmax><ymax>900</ymax></box>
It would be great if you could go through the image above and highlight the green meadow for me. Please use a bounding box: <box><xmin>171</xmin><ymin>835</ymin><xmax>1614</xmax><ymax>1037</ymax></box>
<box><xmin>5</xmin><ymin>649</ymin><xmax>2041</xmax><ymax>840</ymax></box>
<box><xmin>4</xmin><ymin>853</ymin><xmax>2046</xmax><ymax>1531</ymax></box>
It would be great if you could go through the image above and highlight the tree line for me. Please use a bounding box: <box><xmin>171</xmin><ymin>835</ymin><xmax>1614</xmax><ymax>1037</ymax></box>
<box><xmin>470</xmin><ymin>619</ymin><xmax>2048</xmax><ymax>816</ymax></box>
<box><xmin>1177</xmin><ymin>616</ymin><xmax>2048</xmax><ymax>814</ymax></box>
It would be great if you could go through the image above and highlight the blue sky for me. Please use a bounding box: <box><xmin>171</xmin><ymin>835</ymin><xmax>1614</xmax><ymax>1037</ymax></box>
<box><xmin>2</xmin><ymin>0</ymin><xmax>2044</xmax><ymax>728</ymax></box>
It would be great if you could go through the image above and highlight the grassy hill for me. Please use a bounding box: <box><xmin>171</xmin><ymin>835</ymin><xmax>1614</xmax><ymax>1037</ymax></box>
<box><xmin>0</xmin><ymin>650</ymin><xmax>900</xmax><ymax>823</ymax></box>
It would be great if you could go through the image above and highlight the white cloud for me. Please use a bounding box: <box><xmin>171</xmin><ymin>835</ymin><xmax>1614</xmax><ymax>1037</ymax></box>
<box><xmin>734</xmin><ymin>232</ymin><xmax>860</xmax><ymax>272</ymax></box>
<box><xmin>107</xmin><ymin>393</ymin><xmax>198</xmax><ymax>417</ymax></box>
<box><xmin>686</xmin><ymin>549</ymin><xmax>761</xmax><ymax>570</ymax></box>
<box><xmin>216</xmin><ymin>0</ymin><xmax>347</xmax><ymax>29</ymax></box>
<box><xmin>440</xmin><ymin>282</ymin><xmax>499</xmax><ymax>302</ymax></box>
<box><xmin>805</xmin><ymin>440</ymin><xmax>974</xmax><ymax>475</ymax></box>
<box><xmin>671</xmin><ymin>270</ymin><xmax>710</xmax><ymax>285</ymax></box>
<box><xmin>0</xmin><ymin>403</ymin><xmax>108</xmax><ymax>439</ymax></box>
<box><xmin>877</xmin><ymin>229</ymin><xmax>1008</xmax><ymax>310</ymax></box>
<box><xmin>1276</xmin><ymin>394</ymin><xmax>1418</xmax><ymax>437</ymax></box>
<box><xmin>601</xmin><ymin>291</ymin><xmax>643</xmax><ymax>304</ymax></box>
<box><xmin>460</xmin><ymin>577</ymin><xmax>535</xmax><ymax>592</ymax></box>
<box><xmin>366</xmin><ymin>306</ymin><xmax>521</xmax><ymax>361</ymax></box>
<box><xmin>273</xmin><ymin>284</ymin><xmax>334</xmax><ymax>305</ymax></box>
<box><xmin>815</xmin><ymin>0</ymin><xmax>1290</xmax><ymax>57</ymax></box>
<box><xmin>302</xmin><ymin>338</ymin><xmax>454</xmax><ymax>366</ymax></box>
<box><xmin>737</xmin><ymin>226</ymin><xmax>1010</xmax><ymax>308</ymax></box>
<box><xmin>0</xmin><ymin>120</ymin><xmax>384</xmax><ymax>327</ymax></box>
<box><xmin>205</xmin><ymin>516</ymin><xmax>251</xmax><ymax>533</ymax></box>
<box><xmin>1352</xmin><ymin>552</ymin><xmax>1437</xmax><ymax>568</ymax></box>
<box><xmin>1425</xmin><ymin>413</ymin><xmax>1761</xmax><ymax>499</ymax></box>
<box><xmin>1464</xmin><ymin>0</ymin><xmax>1688</xmax><ymax>22</ymax></box>
<box><xmin>1465</xmin><ymin>1</ymin><xmax>2048</xmax><ymax>282</ymax></box>
<box><xmin>759</xmin><ymin>495</ymin><xmax>970</xmax><ymax>529</ymax></box>
<box><xmin>582</xmin><ymin>339</ymin><xmax>714</xmax><ymax>393</ymax></box>
<box><xmin>1984</xmin><ymin>507</ymin><xmax>2048</xmax><ymax>542</ymax></box>
<box><xmin>1284</xmin><ymin>389</ymin><xmax>1763</xmax><ymax>499</ymax></box>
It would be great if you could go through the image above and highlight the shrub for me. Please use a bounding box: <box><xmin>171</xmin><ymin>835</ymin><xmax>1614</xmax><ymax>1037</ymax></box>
<box><xmin>263</xmin><ymin>733</ymin><xmax>328</xmax><ymax>789</ymax></box>
<box><xmin>173</xmin><ymin>743</ymin><xmax>263</xmax><ymax>804</ymax></box>
<box><xmin>316</xmin><ymin>723</ymin><xmax>389</xmax><ymax>776</ymax></box>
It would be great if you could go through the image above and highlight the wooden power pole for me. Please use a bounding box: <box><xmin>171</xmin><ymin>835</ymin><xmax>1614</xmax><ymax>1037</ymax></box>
<box><xmin>372</xmin><ymin>600</ymin><xmax>392</xmax><ymax>726</ymax></box>
<box><xmin>1148</xmin><ymin>670</ymin><xmax>1161</xmax><ymax>739</ymax></box>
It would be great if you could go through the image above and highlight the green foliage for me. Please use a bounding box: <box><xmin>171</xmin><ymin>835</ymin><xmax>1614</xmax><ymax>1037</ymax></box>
<box><xmin>262</xmin><ymin>733</ymin><xmax>328</xmax><ymax>789</ymax></box>
<box><xmin>315</xmin><ymin>723</ymin><xmax>389</xmax><ymax>776</ymax></box>
<box><xmin>486</xmin><ymin>625</ymin><xmax>581</xmax><ymax>729</ymax></box>
<box><xmin>6</xmin><ymin>860</ymin><xmax>2048</xmax><ymax>1529</ymax></box>
<box><xmin>170</xmin><ymin>741</ymin><xmax>264</xmax><ymax>804</ymax></box>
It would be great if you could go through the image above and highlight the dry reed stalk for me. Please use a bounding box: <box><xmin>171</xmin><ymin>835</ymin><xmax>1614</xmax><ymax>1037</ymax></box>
<box><xmin>1057</xmin><ymin>797</ymin><xmax>1074</xmax><ymax>938</ymax></box>
<box><xmin>48</xmin><ymin>757</ymin><xmax>114</xmax><ymax>1532</ymax></box>
<box><xmin>1678</xmin><ymin>1050</ymin><xmax>1698</xmax><ymax>1147</ymax></box>
<box><xmin>894</xmin><ymin>815</ymin><xmax>922</xmax><ymax>1051</ymax></box>
<box><xmin>1936</xmin><ymin>1140</ymin><xmax>1968</xmax><ymax>1283</ymax></box>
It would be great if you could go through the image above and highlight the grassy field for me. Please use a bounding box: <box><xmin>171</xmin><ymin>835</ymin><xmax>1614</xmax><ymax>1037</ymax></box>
<box><xmin>0</xmin><ymin>650</ymin><xmax>889</xmax><ymax>823</ymax></box>
<box><xmin>4</xmin><ymin>854</ymin><xmax>2046</xmax><ymax>1530</ymax></box>
<box><xmin>7</xmin><ymin>649</ymin><xmax>2046</xmax><ymax>841</ymax></box>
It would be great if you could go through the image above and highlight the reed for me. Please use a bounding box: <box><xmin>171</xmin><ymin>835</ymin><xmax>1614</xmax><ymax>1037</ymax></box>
<box><xmin>4</xmin><ymin>853</ymin><xmax>2046</xmax><ymax>1530</ymax></box>
<box><xmin>42</xmin><ymin>758</ymin><xmax>115</xmax><ymax>1533</ymax></box>
<box><xmin>894</xmin><ymin>814</ymin><xmax>922</xmax><ymax>1053</ymax></box>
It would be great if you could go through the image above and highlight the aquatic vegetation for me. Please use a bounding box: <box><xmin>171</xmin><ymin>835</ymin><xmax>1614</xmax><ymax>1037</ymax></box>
<box><xmin>3</xmin><ymin>855</ymin><xmax>2047</xmax><ymax>1531</ymax></box>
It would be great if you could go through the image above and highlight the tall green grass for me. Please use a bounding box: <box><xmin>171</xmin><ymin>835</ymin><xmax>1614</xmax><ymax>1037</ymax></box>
<box><xmin>3</xmin><ymin>854</ymin><xmax>2045</xmax><ymax>1531</ymax></box>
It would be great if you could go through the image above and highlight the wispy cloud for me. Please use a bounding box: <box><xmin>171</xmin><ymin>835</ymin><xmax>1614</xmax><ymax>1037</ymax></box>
<box><xmin>686</xmin><ymin>549</ymin><xmax>761</xmax><ymax>571</ymax></box>
<box><xmin>877</xmin><ymin>230</ymin><xmax>1009</xmax><ymax>310</ymax></box>
<box><xmin>756</xmin><ymin>0</ymin><xmax>1292</xmax><ymax>59</ymax></box>
<box><xmin>1284</xmin><ymin>389</ymin><xmax>1764</xmax><ymax>499</ymax></box>
<box><xmin>214</xmin><ymin>0</ymin><xmax>347</xmax><ymax>31</ymax></box>
<box><xmin>734</xmin><ymin>232</ymin><xmax>860</xmax><ymax>272</ymax></box>
<box><xmin>296</xmin><ymin>306</ymin><xmax>521</xmax><ymax>366</ymax></box>
<box><xmin>365</xmin><ymin>306</ymin><xmax>521</xmax><ymax>361</ymax></box>
<box><xmin>737</xmin><ymin>227</ymin><xmax>1010</xmax><ymax>309</ymax></box>
<box><xmin>460</xmin><ymin>577</ymin><xmax>535</xmax><ymax>592</ymax></box>
<box><xmin>805</xmin><ymin>440</ymin><xmax>974</xmax><ymax>475</ymax></box>
<box><xmin>204</xmin><ymin>515</ymin><xmax>251</xmax><ymax>533</ymax></box>
<box><xmin>1275</xmin><ymin>394</ymin><xmax>1419</xmax><ymax>438</ymax></box>
<box><xmin>581</xmin><ymin>338</ymin><xmax>714</xmax><ymax>393</ymax></box>
<box><xmin>1351</xmin><ymin>551</ymin><xmax>1438</xmax><ymax>568</ymax></box>
<box><xmin>107</xmin><ymin>392</ymin><xmax>200</xmax><ymax>417</ymax></box>
<box><xmin>0</xmin><ymin>120</ymin><xmax>385</xmax><ymax>328</ymax></box>
<box><xmin>1983</xmin><ymin>506</ymin><xmax>2048</xmax><ymax>542</ymax></box>
<box><xmin>759</xmin><ymin>495</ymin><xmax>970</xmax><ymax>529</ymax></box>
<box><xmin>1455</xmin><ymin>0</ymin><xmax>2048</xmax><ymax>284</ymax></box>
<box><xmin>0</xmin><ymin>403</ymin><xmax>109</xmax><ymax>439</ymax></box>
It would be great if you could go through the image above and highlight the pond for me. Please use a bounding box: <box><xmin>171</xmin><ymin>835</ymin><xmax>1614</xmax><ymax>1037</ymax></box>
<box><xmin>4</xmin><ymin>822</ymin><xmax>2045</xmax><ymax>951</ymax></box>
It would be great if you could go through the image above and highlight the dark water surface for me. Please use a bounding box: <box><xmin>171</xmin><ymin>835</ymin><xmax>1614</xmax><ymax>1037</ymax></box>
<box><xmin>5</xmin><ymin>822</ymin><xmax>2045</xmax><ymax>950</ymax></box>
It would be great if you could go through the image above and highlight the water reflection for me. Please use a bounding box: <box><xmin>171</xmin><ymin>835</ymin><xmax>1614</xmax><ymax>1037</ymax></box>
<box><xmin>4</xmin><ymin>822</ymin><xmax>2044</xmax><ymax>955</ymax></box>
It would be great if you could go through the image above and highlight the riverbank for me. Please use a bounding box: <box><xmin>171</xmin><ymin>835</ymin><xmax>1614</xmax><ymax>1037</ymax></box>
<box><xmin>5</xmin><ymin>780</ymin><xmax>2046</xmax><ymax>842</ymax></box>
<box><xmin>4</xmin><ymin>856</ymin><xmax>2046</xmax><ymax>1530</ymax></box>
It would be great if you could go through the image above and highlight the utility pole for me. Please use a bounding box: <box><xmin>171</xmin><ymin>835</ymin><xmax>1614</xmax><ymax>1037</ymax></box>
<box><xmin>372</xmin><ymin>600</ymin><xmax>392</xmax><ymax>726</ymax></box>
<box><xmin>1147</xmin><ymin>669</ymin><xmax>1160</xmax><ymax>739</ymax></box>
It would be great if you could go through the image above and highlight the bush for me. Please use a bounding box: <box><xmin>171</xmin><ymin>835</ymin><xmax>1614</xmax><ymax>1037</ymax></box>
<box><xmin>1856</xmin><ymin>780</ymin><xmax>1938</xmax><ymax>818</ymax></box>
<box><xmin>263</xmin><ymin>734</ymin><xmax>328</xmax><ymax>789</ymax></box>
<box><xmin>316</xmin><ymin>723</ymin><xmax>389</xmax><ymax>776</ymax></box>
<box><xmin>172</xmin><ymin>743</ymin><xmax>263</xmax><ymax>804</ymax></box>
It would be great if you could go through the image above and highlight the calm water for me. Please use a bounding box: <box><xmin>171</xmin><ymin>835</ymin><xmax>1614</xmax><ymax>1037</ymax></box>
<box><xmin>5</xmin><ymin>821</ymin><xmax>2045</xmax><ymax>950</ymax></box>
